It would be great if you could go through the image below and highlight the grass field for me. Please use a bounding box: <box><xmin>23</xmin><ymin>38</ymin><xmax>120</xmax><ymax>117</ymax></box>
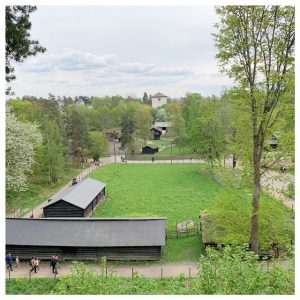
<box><xmin>156</xmin><ymin>145</ymin><xmax>194</xmax><ymax>156</ymax></box>
<box><xmin>91</xmin><ymin>164</ymin><xmax>222</xmax><ymax>227</ymax></box>
<box><xmin>90</xmin><ymin>163</ymin><xmax>294</xmax><ymax>263</ymax></box>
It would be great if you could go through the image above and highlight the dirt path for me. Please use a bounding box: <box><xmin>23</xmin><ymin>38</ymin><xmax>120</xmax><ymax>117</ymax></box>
<box><xmin>5</xmin><ymin>261</ymin><xmax>199</xmax><ymax>279</ymax></box>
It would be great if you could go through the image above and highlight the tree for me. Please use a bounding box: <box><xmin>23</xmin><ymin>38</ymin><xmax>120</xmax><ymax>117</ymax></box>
<box><xmin>65</xmin><ymin>107</ymin><xmax>88</xmax><ymax>163</ymax></box>
<box><xmin>6</xmin><ymin>6</ymin><xmax>46</xmax><ymax>93</ymax></box>
<box><xmin>190</xmin><ymin>99</ymin><xmax>226</xmax><ymax>166</ymax></box>
<box><xmin>88</xmin><ymin>132</ymin><xmax>108</xmax><ymax>161</ymax></box>
<box><xmin>41</xmin><ymin>120</ymin><xmax>65</xmax><ymax>184</ymax></box>
<box><xmin>134</xmin><ymin>106</ymin><xmax>153</xmax><ymax>143</ymax></box>
<box><xmin>6</xmin><ymin>107</ymin><xmax>42</xmax><ymax>191</ymax></box>
<box><xmin>120</xmin><ymin>104</ymin><xmax>137</xmax><ymax>148</ymax></box>
<box><xmin>214</xmin><ymin>6</ymin><xmax>295</xmax><ymax>253</ymax></box>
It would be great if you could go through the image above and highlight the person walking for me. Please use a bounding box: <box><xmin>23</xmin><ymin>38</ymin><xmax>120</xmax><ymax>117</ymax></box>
<box><xmin>29</xmin><ymin>257</ymin><xmax>39</xmax><ymax>273</ymax></box>
<box><xmin>6</xmin><ymin>253</ymin><xmax>13</xmax><ymax>271</ymax></box>
<box><xmin>50</xmin><ymin>255</ymin><xmax>59</xmax><ymax>274</ymax></box>
<box><xmin>15</xmin><ymin>256</ymin><xmax>20</xmax><ymax>268</ymax></box>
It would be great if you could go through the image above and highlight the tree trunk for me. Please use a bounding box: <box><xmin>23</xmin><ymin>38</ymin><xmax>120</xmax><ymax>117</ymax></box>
<box><xmin>250</xmin><ymin>139</ymin><xmax>261</xmax><ymax>254</ymax></box>
<box><xmin>232</xmin><ymin>154</ymin><xmax>236</xmax><ymax>168</ymax></box>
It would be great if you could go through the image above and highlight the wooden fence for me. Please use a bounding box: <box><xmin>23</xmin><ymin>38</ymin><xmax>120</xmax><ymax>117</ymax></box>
<box><xmin>166</xmin><ymin>218</ymin><xmax>200</xmax><ymax>239</ymax></box>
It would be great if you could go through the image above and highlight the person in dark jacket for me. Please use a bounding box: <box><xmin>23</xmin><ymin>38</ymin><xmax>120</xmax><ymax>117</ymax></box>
<box><xmin>6</xmin><ymin>253</ymin><xmax>13</xmax><ymax>271</ymax></box>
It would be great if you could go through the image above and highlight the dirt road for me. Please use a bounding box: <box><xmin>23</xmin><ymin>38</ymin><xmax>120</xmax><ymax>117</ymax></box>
<box><xmin>6</xmin><ymin>261</ymin><xmax>199</xmax><ymax>279</ymax></box>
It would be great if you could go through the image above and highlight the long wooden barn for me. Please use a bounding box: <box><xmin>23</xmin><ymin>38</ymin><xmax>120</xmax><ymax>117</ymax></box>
<box><xmin>6</xmin><ymin>218</ymin><xmax>166</xmax><ymax>260</ymax></box>
<box><xmin>43</xmin><ymin>178</ymin><xmax>106</xmax><ymax>218</ymax></box>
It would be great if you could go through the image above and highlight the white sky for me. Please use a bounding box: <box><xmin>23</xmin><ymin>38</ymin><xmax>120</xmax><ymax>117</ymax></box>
<box><xmin>9</xmin><ymin>5</ymin><xmax>234</xmax><ymax>99</ymax></box>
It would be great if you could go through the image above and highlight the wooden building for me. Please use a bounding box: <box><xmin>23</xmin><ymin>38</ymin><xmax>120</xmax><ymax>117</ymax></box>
<box><xmin>43</xmin><ymin>178</ymin><xmax>106</xmax><ymax>218</ymax></box>
<box><xmin>150</xmin><ymin>126</ymin><xmax>162</xmax><ymax>140</ymax></box>
<box><xmin>142</xmin><ymin>145</ymin><xmax>159</xmax><ymax>155</ymax></box>
<box><xmin>6</xmin><ymin>218</ymin><xmax>166</xmax><ymax>260</ymax></box>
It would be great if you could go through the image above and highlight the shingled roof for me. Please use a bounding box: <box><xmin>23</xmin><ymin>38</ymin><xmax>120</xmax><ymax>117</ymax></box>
<box><xmin>152</xmin><ymin>92</ymin><xmax>167</xmax><ymax>98</ymax></box>
<box><xmin>6</xmin><ymin>218</ymin><xmax>166</xmax><ymax>247</ymax></box>
<box><xmin>43</xmin><ymin>178</ymin><xmax>106</xmax><ymax>210</ymax></box>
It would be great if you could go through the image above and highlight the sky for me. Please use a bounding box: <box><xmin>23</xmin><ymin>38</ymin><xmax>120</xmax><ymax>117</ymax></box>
<box><xmin>9</xmin><ymin>5</ymin><xmax>234</xmax><ymax>99</ymax></box>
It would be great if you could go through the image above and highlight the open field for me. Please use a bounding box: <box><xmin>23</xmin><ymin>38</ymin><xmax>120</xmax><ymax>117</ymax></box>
<box><xmin>156</xmin><ymin>145</ymin><xmax>194</xmax><ymax>156</ymax></box>
<box><xmin>90</xmin><ymin>164</ymin><xmax>294</xmax><ymax>262</ymax></box>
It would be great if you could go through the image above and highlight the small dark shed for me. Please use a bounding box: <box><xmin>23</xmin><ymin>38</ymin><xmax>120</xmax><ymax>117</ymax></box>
<box><xmin>142</xmin><ymin>145</ymin><xmax>159</xmax><ymax>155</ymax></box>
<box><xmin>43</xmin><ymin>178</ymin><xmax>106</xmax><ymax>218</ymax></box>
<box><xmin>150</xmin><ymin>126</ymin><xmax>162</xmax><ymax>140</ymax></box>
<box><xmin>6</xmin><ymin>218</ymin><xmax>166</xmax><ymax>260</ymax></box>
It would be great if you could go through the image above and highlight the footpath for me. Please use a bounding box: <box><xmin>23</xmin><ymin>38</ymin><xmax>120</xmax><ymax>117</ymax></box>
<box><xmin>6</xmin><ymin>261</ymin><xmax>199</xmax><ymax>279</ymax></box>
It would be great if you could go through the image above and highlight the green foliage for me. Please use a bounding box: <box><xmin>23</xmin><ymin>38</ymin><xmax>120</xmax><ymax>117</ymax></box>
<box><xmin>189</xmin><ymin>99</ymin><xmax>227</xmax><ymax>166</ymax></box>
<box><xmin>5</xmin><ymin>5</ymin><xmax>46</xmax><ymax>91</ymax></box>
<box><xmin>199</xmin><ymin>246</ymin><xmax>294</xmax><ymax>295</ymax></box>
<box><xmin>88</xmin><ymin>131</ymin><xmax>108</xmax><ymax>161</ymax></box>
<box><xmin>208</xmin><ymin>191</ymin><xmax>294</xmax><ymax>248</ymax></box>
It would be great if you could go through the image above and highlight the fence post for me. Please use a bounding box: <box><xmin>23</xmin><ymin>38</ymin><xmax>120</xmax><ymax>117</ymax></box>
<box><xmin>189</xmin><ymin>267</ymin><xmax>191</xmax><ymax>279</ymax></box>
<box><xmin>131</xmin><ymin>267</ymin><xmax>134</xmax><ymax>279</ymax></box>
<box><xmin>161</xmin><ymin>268</ymin><xmax>163</xmax><ymax>279</ymax></box>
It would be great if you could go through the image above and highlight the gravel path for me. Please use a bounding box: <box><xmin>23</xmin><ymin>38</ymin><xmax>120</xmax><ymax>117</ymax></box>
<box><xmin>6</xmin><ymin>261</ymin><xmax>199</xmax><ymax>279</ymax></box>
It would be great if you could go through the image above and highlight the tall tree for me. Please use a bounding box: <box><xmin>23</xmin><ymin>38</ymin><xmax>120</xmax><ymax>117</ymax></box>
<box><xmin>6</xmin><ymin>107</ymin><xmax>42</xmax><ymax>191</ymax></box>
<box><xmin>65</xmin><ymin>107</ymin><xmax>88</xmax><ymax>163</ymax></box>
<box><xmin>41</xmin><ymin>120</ymin><xmax>65</xmax><ymax>184</ymax></box>
<box><xmin>6</xmin><ymin>6</ymin><xmax>46</xmax><ymax>94</ymax></box>
<box><xmin>214</xmin><ymin>6</ymin><xmax>295</xmax><ymax>253</ymax></box>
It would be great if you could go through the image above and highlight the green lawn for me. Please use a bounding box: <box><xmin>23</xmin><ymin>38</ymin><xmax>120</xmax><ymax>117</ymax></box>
<box><xmin>91</xmin><ymin>164</ymin><xmax>221</xmax><ymax>227</ymax></box>
<box><xmin>90</xmin><ymin>164</ymin><xmax>294</xmax><ymax>263</ymax></box>
<box><xmin>91</xmin><ymin>164</ymin><xmax>218</xmax><ymax>262</ymax></box>
<box><xmin>156</xmin><ymin>145</ymin><xmax>194</xmax><ymax>156</ymax></box>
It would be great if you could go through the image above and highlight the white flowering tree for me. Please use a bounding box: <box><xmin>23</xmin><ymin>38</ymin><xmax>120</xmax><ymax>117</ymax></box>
<box><xmin>6</xmin><ymin>107</ymin><xmax>42</xmax><ymax>192</ymax></box>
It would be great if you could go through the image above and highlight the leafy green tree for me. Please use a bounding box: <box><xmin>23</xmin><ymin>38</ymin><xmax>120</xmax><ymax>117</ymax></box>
<box><xmin>214</xmin><ymin>5</ymin><xmax>295</xmax><ymax>253</ymax></box>
<box><xmin>190</xmin><ymin>100</ymin><xmax>226</xmax><ymax>166</ymax></box>
<box><xmin>6</xmin><ymin>107</ymin><xmax>42</xmax><ymax>191</ymax></box>
<box><xmin>65</xmin><ymin>107</ymin><xmax>89</xmax><ymax>163</ymax></box>
<box><xmin>134</xmin><ymin>106</ymin><xmax>153</xmax><ymax>143</ymax></box>
<box><xmin>40</xmin><ymin>120</ymin><xmax>65</xmax><ymax>183</ymax></box>
<box><xmin>6</xmin><ymin>6</ymin><xmax>46</xmax><ymax>93</ymax></box>
<box><xmin>120</xmin><ymin>103</ymin><xmax>137</xmax><ymax>148</ymax></box>
<box><xmin>88</xmin><ymin>131</ymin><xmax>108</xmax><ymax>161</ymax></box>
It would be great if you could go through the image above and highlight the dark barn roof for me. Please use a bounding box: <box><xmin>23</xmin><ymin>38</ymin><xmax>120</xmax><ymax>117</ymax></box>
<box><xmin>44</xmin><ymin>178</ymin><xmax>106</xmax><ymax>210</ymax></box>
<box><xmin>6</xmin><ymin>218</ymin><xmax>166</xmax><ymax>247</ymax></box>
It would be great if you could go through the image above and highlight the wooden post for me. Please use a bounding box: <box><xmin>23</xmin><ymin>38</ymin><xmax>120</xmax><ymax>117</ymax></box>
<box><xmin>131</xmin><ymin>267</ymin><xmax>134</xmax><ymax>279</ymax></box>
<box><xmin>189</xmin><ymin>267</ymin><xmax>191</xmax><ymax>279</ymax></box>
<box><xmin>161</xmin><ymin>268</ymin><xmax>163</xmax><ymax>279</ymax></box>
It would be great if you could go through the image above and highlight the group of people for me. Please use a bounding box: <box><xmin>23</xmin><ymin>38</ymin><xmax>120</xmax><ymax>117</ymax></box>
<box><xmin>6</xmin><ymin>253</ymin><xmax>60</xmax><ymax>274</ymax></box>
